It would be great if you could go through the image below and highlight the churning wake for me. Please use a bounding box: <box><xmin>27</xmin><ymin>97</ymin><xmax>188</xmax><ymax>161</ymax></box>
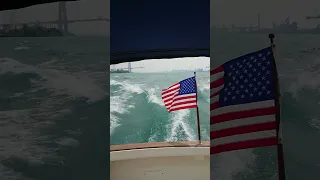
<box><xmin>110</xmin><ymin>72</ymin><xmax>210</xmax><ymax>145</ymax></box>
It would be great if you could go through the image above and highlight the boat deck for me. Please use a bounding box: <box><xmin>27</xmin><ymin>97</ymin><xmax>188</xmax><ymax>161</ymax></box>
<box><xmin>110</xmin><ymin>141</ymin><xmax>210</xmax><ymax>180</ymax></box>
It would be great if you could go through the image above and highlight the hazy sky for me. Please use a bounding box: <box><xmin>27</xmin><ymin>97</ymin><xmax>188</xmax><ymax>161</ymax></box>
<box><xmin>211</xmin><ymin>0</ymin><xmax>320</xmax><ymax>28</ymax></box>
<box><xmin>0</xmin><ymin>0</ymin><xmax>109</xmax><ymax>35</ymax></box>
<box><xmin>111</xmin><ymin>57</ymin><xmax>210</xmax><ymax>73</ymax></box>
<box><xmin>1</xmin><ymin>0</ymin><xmax>318</xmax><ymax>36</ymax></box>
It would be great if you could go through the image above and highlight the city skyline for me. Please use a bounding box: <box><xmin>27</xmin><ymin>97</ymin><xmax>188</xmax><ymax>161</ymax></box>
<box><xmin>211</xmin><ymin>0</ymin><xmax>320</xmax><ymax>28</ymax></box>
<box><xmin>111</xmin><ymin>57</ymin><xmax>210</xmax><ymax>73</ymax></box>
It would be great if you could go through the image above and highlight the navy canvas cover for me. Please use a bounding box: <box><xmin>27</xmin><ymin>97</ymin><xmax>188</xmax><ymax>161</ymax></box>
<box><xmin>0</xmin><ymin>0</ymin><xmax>77</xmax><ymax>11</ymax></box>
<box><xmin>111</xmin><ymin>0</ymin><xmax>210</xmax><ymax>64</ymax></box>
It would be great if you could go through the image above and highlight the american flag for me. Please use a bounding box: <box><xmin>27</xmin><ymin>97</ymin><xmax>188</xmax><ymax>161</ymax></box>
<box><xmin>210</xmin><ymin>47</ymin><xmax>279</xmax><ymax>154</ymax></box>
<box><xmin>162</xmin><ymin>76</ymin><xmax>198</xmax><ymax>112</ymax></box>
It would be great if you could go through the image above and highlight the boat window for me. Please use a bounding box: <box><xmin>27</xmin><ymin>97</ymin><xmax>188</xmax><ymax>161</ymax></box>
<box><xmin>110</xmin><ymin>57</ymin><xmax>210</xmax><ymax>145</ymax></box>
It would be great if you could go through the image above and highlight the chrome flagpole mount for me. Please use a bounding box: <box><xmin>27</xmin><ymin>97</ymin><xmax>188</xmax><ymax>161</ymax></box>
<box><xmin>194</xmin><ymin>71</ymin><xmax>201</xmax><ymax>144</ymax></box>
<box><xmin>268</xmin><ymin>33</ymin><xmax>275</xmax><ymax>48</ymax></box>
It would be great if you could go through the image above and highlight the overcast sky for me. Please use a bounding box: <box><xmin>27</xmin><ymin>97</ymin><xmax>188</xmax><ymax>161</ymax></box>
<box><xmin>111</xmin><ymin>57</ymin><xmax>210</xmax><ymax>73</ymax></box>
<box><xmin>1</xmin><ymin>0</ymin><xmax>319</xmax><ymax>36</ymax></box>
<box><xmin>211</xmin><ymin>0</ymin><xmax>320</xmax><ymax>28</ymax></box>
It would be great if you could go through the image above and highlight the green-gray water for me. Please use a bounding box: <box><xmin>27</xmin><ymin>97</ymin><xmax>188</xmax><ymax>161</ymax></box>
<box><xmin>110</xmin><ymin>72</ymin><xmax>210</xmax><ymax>144</ymax></box>
<box><xmin>0</xmin><ymin>37</ymin><xmax>109</xmax><ymax>180</ymax></box>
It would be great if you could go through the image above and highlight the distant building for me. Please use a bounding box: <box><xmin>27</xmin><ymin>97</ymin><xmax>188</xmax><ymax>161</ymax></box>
<box><xmin>272</xmin><ymin>18</ymin><xmax>298</xmax><ymax>33</ymax></box>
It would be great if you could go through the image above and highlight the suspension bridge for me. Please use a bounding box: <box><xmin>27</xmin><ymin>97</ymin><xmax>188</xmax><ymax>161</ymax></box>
<box><xmin>111</xmin><ymin>62</ymin><xmax>145</xmax><ymax>73</ymax></box>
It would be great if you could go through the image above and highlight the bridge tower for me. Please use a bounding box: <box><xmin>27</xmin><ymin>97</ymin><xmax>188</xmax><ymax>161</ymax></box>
<box><xmin>128</xmin><ymin>62</ymin><xmax>132</xmax><ymax>72</ymax></box>
<box><xmin>58</xmin><ymin>2</ymin><xmax>68</xmax><ymax>35</ymax></box>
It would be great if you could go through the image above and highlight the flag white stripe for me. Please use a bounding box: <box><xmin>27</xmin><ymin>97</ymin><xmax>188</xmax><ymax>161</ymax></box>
<box><xmin>167</xmin><ymin>97</ymin><xmax>197</xmax><ymax>107</ymax></box>
<box><xmin>210</xmin><ymin>115</ymin><xmax>276</xmax><ymax>132</ymax></box>
<box><xmin>211</xmin><ymin>129</ymin><xmax>277</xmax><ymax>146</ymax></box>
<box><xmin>210</xmin><ymin>71</ymin><xmax>224</xmax><ymax>82</ymax></box>
<box><xmin>162</xmin><ymin>89</ymin><xmax>179</xmax><ymax>99</ymax></box>
<box><xmin>210</xmin><ymin>95</ymin><xmax>220</xmax><ymax>103</ymax></box>
<box><xmin>170</xmin><ymin>102</ymin><xmax>197</xmax><ymax>111</ymax></box>
<box><xmin>162</xmin><ymin>92</ymin><xmax>178</xmax><ymax>102</ymax></box>
<box><xmin>210</xmin><ymin>85</ymin><xmax>224</xmax><ymax>95</ymax></box>
<box><xmin>164</xmin><ymin>93</ymin><xmax>196</xmax><ymax>105</ymax></box>
<box><xmin>210</xmin><ymin>100</ymin><xmax>275</xmax><ymax>116</ymax></box>
<box><xmin>162</xmin><ymin>84</ymin><xmax>180</xmax><ymax>95</ymax></box>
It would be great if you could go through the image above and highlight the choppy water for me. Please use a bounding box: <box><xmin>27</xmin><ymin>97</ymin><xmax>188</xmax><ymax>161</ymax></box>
<box><xmin>110</xmin><ymin>72</ymin><xmax>210</xmax><ymax>145</ymax></box>
<box><xmin>1</xmin><ymin>34</ymin><xmax>319</xmax><ymax>180</ymax></box>
<box><xmin>0</xmin><ymin>37</ymin><xmax>109</xmax><ymax>180</ymax></box>
<box><xmin>211</xmin><ymin>34</ymin><xmax>320</xmax><ymax>180</ymax></box>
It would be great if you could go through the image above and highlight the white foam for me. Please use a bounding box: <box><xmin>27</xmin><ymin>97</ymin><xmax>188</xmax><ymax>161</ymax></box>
<box><xmin>111</xmin><ymin>79</ymin><xmax>144</xmax><ymax>94</ymax></box>
<box><xmin>165</xmin><ymin>109</ymin><xmax>195</xmax><ymax>141</ymax></box>
<box><xmin>123</xmin><ymin>82</ymin><xmax>144</xmax><ymax>94</ymax></box>
<box><xmin>198</xmin><ymin>77</ymin><xmax>210</xmax><ymax>102</ymax></box>
<box><xmin>146</xmin><ymin>87</ymin><xmax>164</xmax><ymax>106</ymax></box>
<box><xmin>110</xmin><ymin>79</ymin><xmax>122</xmax><ymax>86</ymax></box>
<box><xmin>110</xmin><ymin>78</ymin><xmax>147</xmax><ymax>134</ymax></box>
<box><xmin>148</xmin><ymin>133</ymin><xmax>158</xmax><ymax>142</ymax></box>
<box><xmin>110</xmin><ymin>95</ymin><xmax>134</xmax><ymax>135</ymax></box>
<box><xmin>198</xmin><ymin>78</ymin><xmax>210</xmax><ymax>92</ymax></box>
<box><xmin>55</xmin><ymin>137</ymin><xmax>79</xmax><ymax>147</ymax></box>
<box><xmin>14</xmin><ymin>46</ymin><xmax>30</xmax><ymax>50</ymax></box>
<box><xmin>309</xmin><ymin>117</ymin><xmax>320</xmax><ymax>130</ymax></box>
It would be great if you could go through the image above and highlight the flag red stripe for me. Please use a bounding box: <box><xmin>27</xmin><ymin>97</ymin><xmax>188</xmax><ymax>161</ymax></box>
<box><xmin>164</xmin><ymin>94</ymin><xmax>196</xmax><ymax>104</ymax></box>
<box><xmin>162</xmin><ymin>91</ymin><xmax>177</xmax><ymax>99</ymax></box>
<box><xmin>162</xmin><ymin>86</ymin><xmax>180</xmax><ymax>95</ymax></box>
<box><xmin>210</xmin><ymin>121</ymin><xmax>278</xmax><ymax>139</ymax></box>
<box><xmin>170</xmin><ymin>105</ymin><xmax>197</xmax><ymax>112</ymax></box>
<box><xmin>163</xmin><ymin>93</ymin><xmax>179</xmax><ymax>103</ymax></box>
<box><xmin>169</xmin><ymin>100</ymin><xmax>197</xmax><ymax>108</ymax></box>
<box><xmin>211</xmin><ymin>78</ymin><xmax>224</xmax><ymax>88</ymax></box>
<box><xmin>210</xmin><ymin>137</ymin><xmax>278</xmax><ymax>154</ymax></box>
<box><xmin>210</xmin><ymin>106</ymin><xmax>276</xmax><ymax>124</ymax></box>
<box><xmin>210</xmin><ymin>91</ymin><xmax>220</xmax><ymax>98</ymax></box>
<box><xmin>210</xmin><ymin>102</ymin><xmax>220</xmax><ymax>111</ymax></box>
<box><xmin>210</xmin><ymin>66</ymin><xmax>224</xmax><ymax>75</ymax></box>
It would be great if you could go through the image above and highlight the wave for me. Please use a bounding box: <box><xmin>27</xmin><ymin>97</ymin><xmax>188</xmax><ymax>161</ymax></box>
<box><xmin>198</xmin><ymin>77</ymin><xmax>210</xmax><ymax>102</ymax></box>
<box><xmin>110</xmin><ymin>74</ymin><xmax>210</xmax><ymax>143</ymax></box>
<box><xmin>0</xmin><ymin>57</ymin><xmax>108</xmax><ymax>179</ymax></box>
<box><xmin>0</xmin><ymin>57</ymin><xmax>107</xmax><ymax>103</ymax></box>
<box><xmin>165</xmin><ymin>109</ymin><xmax>196</xmax><ymax>141</ymax></box>
<box><xmin>110</xmin><ymin>79</ymin><xmax>144</xmax><ymax>134</ymax></box>
<box><xmin>211</xmin><ymin>149</ymin><xmax>256</xmax><ymax>180</ymax></box>
<box><xmin>14</xmin><ymin>46</ymin><xmax>30</xmax><ymax>51</ymax></box>
<box><xmin>0</xmin><ymin>108</ymin><xmax>64</xmax><ymax>180</ymax></box>
<box><xmin>146</xmin><ymin>87</ymin><xmax>164</xmax><ymax>106</ymax></box>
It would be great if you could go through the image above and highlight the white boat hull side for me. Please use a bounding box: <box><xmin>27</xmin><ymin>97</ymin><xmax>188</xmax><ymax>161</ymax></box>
<box><xmin>110</xmin><ymin>147</ymin><xmax>210</xmax><ymax>180</ymax></box>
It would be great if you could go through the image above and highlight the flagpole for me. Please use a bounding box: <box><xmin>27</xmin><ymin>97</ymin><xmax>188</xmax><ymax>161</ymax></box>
<box><xmin>194</xmin><ymin>72</ymin><xmax>201</xmax><ymax>144</ymax></box>
<box><xmin>268</xmin><ymin>33</ymin><xmax>286</xmax><ymax>180</ymax></box>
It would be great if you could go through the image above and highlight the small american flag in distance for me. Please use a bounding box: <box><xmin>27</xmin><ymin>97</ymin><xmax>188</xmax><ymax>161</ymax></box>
<box><xmin>210</xmin><ymin>47</ymin><xmax>279</xmax><ymax>154</ymax></box>
<box><xmin>162</xmin><ymin>76</ymin><xmax>198</xmax><ymax>112</ymax></box>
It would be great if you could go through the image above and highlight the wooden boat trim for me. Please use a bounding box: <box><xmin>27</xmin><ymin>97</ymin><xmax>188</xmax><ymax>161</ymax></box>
<box><xmin>110</xmin><ymin>141</ymin><xmax>210</xmax><ymax>152</ymax></box>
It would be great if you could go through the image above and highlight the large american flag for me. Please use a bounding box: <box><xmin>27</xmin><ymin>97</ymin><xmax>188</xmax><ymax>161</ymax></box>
<box><xmin>210</xmin><ymin>47</ymin><xmax>279</xmax><ymax>154</ymax></box>
<box><xmin>162</xmin><ymin>76</ymin><xmax>198</xmax><ymax>112</ymax></box>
